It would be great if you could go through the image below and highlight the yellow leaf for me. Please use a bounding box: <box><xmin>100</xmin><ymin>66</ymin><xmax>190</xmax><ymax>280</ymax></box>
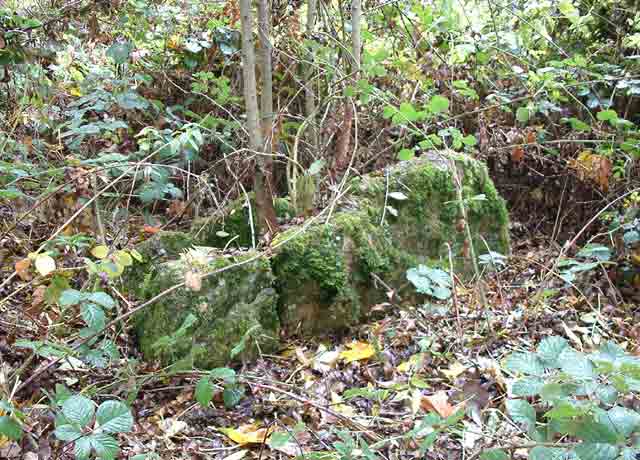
<box><xmin>91</xmin><ymin>245</ymin><xmax>109</xmax><ymax>259</ymax></box>
<box><xmin>340</xmin><ymin>341</ymin><xmax>375</xmax><ymax>363</ymax></box>
<box><xmin>219</xmin><ymin>424</ymin><xmax>268</xmax><ymax>445</ymax></box>
<box><xmin>397</xmin><ymin>353</ymin><xmax>424</xmax><ymax>373</ymax></box>
<box><xmin>114</xmin><ymin>250</ymin><xmax>133</xmax><ymax>267</ymax></box>
<box><xmin>34</xmin><ymin>254</ymin><xmax>56</xmax><ymax>276</ymax></box>
<box><xmin>130</xmin><ymin>249</ymin><xmax>144</xmax><ymax>262</ymax></box>
<box><xmin>442</xmin><ymin>361</ymin><xmax>467</xmax><ymax>381</ymax></box>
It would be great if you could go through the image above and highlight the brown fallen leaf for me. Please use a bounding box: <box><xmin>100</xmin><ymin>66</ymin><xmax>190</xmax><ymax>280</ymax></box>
<box><xmin>421</xmin><ymin>390</ymin><xmax>459</xmax><ymax>418</ymax></box>
<box><xmin>15</xmin><ymin>258</ymin><xmax>32</xmax><ymax>281</ymax></box>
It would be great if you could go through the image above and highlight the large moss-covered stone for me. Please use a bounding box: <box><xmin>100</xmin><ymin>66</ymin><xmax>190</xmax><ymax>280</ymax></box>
<box><xmin>127</xmin><ymin>245</ymin><xmax>279</xmax><ymax>369</ymax></box>
<box><xmin>127</xmin><ymin>153</ymin><xmax>510</xmax><ymax>364</ymax></box>
<box><xmin>271</xmin><ymin>152</ymin><xmax>509</xmax><ymax>333</ymax></box>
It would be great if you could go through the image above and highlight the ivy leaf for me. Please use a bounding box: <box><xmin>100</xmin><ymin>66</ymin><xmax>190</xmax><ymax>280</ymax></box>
<box><xmin>62</xmin><ymin>395</ymin><xmax>95</xmax><ymax>428</ymax></box>
<box><xmin>506</xmin><ymin>399</ymin><xmax>536</xmax><ymax>434</ymax></box>
<box><xmin>96</xmin><ymin>400</ymin><xmax>133</xmax><ymax>433</ymax></box>
<box><xmin>195</xmin><ymin>377</ymin><xmax>214</xmax><ymax>408</ymax></box>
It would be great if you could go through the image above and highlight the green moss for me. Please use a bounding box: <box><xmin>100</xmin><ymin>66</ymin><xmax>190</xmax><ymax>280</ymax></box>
<box><xmin>192</xmin><ymin>196</ymin><xmax>294</xmax><ymax>248</ymax></box>
<box><xmin>131</xmin><ymin>251</ymin><xmax>279</xmax><ymax>369</ymax></box>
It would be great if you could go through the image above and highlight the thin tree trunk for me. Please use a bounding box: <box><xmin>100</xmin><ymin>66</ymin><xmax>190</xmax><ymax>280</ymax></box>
<box><xmin>333</xmin><ymin>0</ymin><xmax>361</xmax><ymax>174</ymax></box>
<box><xmin>239</xmin><ymin>0</ymin><xmax>278</xmax><ymax>238</ymax></box>
<box><xmin>304</xmin><ymin>0</ymin><xmax>318</xmax><ymax>153</ymax></box>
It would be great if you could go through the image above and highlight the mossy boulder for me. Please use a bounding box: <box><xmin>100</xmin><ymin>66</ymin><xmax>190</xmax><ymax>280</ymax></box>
<box><xmin>271</xmin><ymin>152</ymin><xmax>509</xmax><ymax>333</ymax></box>
<box><xmin>127</xmin><ymin>244</ymin><xmax>279</xmax><ymax>369</ymax></box>
<box><xmin>127</xmin><ymin>153</ymin><xmax>509</xmax><ymax>364</ymax></box>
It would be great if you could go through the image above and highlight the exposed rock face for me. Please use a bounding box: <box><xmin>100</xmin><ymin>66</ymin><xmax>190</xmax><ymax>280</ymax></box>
<box><xmin>126</xmin><ymin>153</ymin><xmax>509</xmax><ymax>368</ymax></box>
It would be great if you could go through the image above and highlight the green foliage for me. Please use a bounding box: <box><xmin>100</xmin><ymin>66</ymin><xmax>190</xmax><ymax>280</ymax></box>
<box><xmin>53</xmin><ymin>394</ymin><xmax>134</xmax><ymax>460</ymax></box>
<box><xmin>406</xmin><ymin>265</ymin><xmax>452</xmax><ymax>300</ymax></box>
<box><xmin>0</xmin><ymin>400</ymin><xmax>25</xmax><ymax>441</ymax></box>
<box><xmin>194</xmin><ymin>367</ymin><xmax>239</xmax><ymax>408</ymax></box>
<box><xmin>498</xmin><ymin>337</ymin><xmax>640</xmax><ymax>459</ymax></box>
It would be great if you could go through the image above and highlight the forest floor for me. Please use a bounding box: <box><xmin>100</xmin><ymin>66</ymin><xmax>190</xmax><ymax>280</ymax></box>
<box><xmin>1</xmin><ymin>225</ymin><xmax>634</xmax><ymax>460</ymax></box>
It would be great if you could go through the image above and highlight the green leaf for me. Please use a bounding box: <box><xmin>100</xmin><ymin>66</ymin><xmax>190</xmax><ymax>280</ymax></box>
<box><xmin>429</xmin><ymin>95</ymin><xmax>449</xmax><ymax>114</ymax></box>
<box><xmin>600</xmin><ymin>406</ymin><xmax>640</xmax><ymax>437</ymax></box>
<box><xmin>308</xmin><ymin>159</ymin><xmax>325</xmax><ymax>176</ymax></box>
<box><xmin>195</xmin><ymin>377</ymin><xmax>214</xmax><ymax>407</ymax></box>
<box><xmin>90</xmin><ymin>432</ymin><xmax>120</xmax><ymax>459</ymax></box>
<box><xmin>541</xmin><ymin>383</ymin><xmax>575</xmax><ymax>402</ymax></box>
<box><xmin>398</xmin><ymin>148</ymin><xmax>415</xmax><ymax>161</ymax></box>
<box><xmin>480</xmin><ymin>449</ymin><xmax>508</xmax><ymax>460</ymax></box>
<box><xmin>573</xmin><ymin>417</ymin><xmax>619</xmax><ymax>443</ymax></box>
<box><xmin>559</xmin><ymin>348</ymin><xmax>595</xmax><ymax>380</ymax></box>
<box><xmin>87</xmin><ymin>292</ymin><xmax>116</xmax><ymax>309</ymax></box>
<box><xmin>545</xmin><ymin>400</ymin><xmax>585</xmax><ymax>419</ymax></box>
<box><xmin>223</xmin><ymin>385</ymin><xmax>244</xmax><ymax>409</ymax></box>
<box><xmin>512</xmin><ymin>377</ymin><xmax>544</xmax><ymax>396</ymax></box>
<box><xmin>462</xmin><ymin>134</ymin><xmax>477</xmax><ymax>146</ymax></box>
<box><xmin>81</xmin><ymin>304</ymin><xmax>106</xmax><ymax>331</ymax></box>
<box><xmin>59</xmin><ymin>289</ymin><xmax>84</xmax><ymax>306</ymax></box>
<box><xmin>74</xmin><ymin>436</ymin><xmax>92</xmax><ymax>460</ymax></box>
<box><xmin>106</xmin><ymin>41</ymin><xmax>133</xmax><ymax>65</ymax></box>
<box><xmin>516</xmin><ymin>107</ymin><xmax>530</xmax><ymax>123</ymax></box>
<box><xmin>595</xmin><ymin>385</ymin><xmax>618</xmax><ymax>405</ymax></box>
<box><xmin>0</xmin><ymin>415</ymin><xmax>23</xmax><ymax>441</ymax></box>
<box><xmin>209</xmin><ymin>368</ymin><xmax>237</xmax><ymax>383</ymax></box>
<box><xmin>537</xmin><ymin>336</ymin><xmax>569</xmax><ymax>367</ymax></box>
<box><xmin>567</xmin><ymin>117</ymin><xmax>591</xmax><ymax>132</ymax></box>
<box><xmin>505</xmin><ymin>352</ymin><xmax>545</xmax><ymax>376</ymax></box>
<box><xmin>62</xmin><ymin>395</ymin><xmax>95</xmax><ymax>428</ymax></box>
<box><xmin>530</xmin><ymin>446</ymin><xmax>568</xmax><ymax>460</ymax></box>
<box><xmin>54</xmin><ymin>423</ymin><xmax>82</xmax><ymax>441</ymax></box>
<box><xmin>96</xmin><ymin>400</ymin><xmax>133</xmax><ymax>433</ymax></box>
<box><xmin>506</xmin><ymin>399</ymin><xmax>536</xmax><ymax>434</ymax></box>
<box><xmin>597</xmin><ymin>110</ymin><xmax>618</xmax><ymax>122</ymax></box>
<box><xmin>573</xmin><ymin>443</ymin><xmax>618</xmax><ymax>460</ymax></box>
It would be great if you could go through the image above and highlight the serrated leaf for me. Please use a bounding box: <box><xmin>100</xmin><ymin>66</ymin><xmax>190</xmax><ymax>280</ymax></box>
<box><xmin>59</xmin><ymin>289</ymin><xmax>84</xmax><ymax>306</ymax></box>
<box><xmin>81</xmin><ymin>303</ymin><xmax>106</xmax><ymax>331</ymax></box>
<box><xmin>35</xmin><ymin>254</ymin><xmax>56</xmax><ymax>276</ymax></box>
<box><xmin>62</xmin><ymin>395</ymin><xmax>95</xmax><ymax>427</ymax></box>
<box><xmin>54</xmin><ymin>423</ymin><xmax>82</xmax><ymax>441</ymax></box>
<box><xmin>91</xmin><ymin>245</ymin><xmax>109</xmax><ymax>259</ymax></box>
<box><xmin>600</xmin><ymin>406</ymin><xmax>640</xmax><ymax>437</ymax></box>
<box><xmin>90</xmin><ymin>432</ymin><xmax>120</xmax><ymax>459</ymax></box>
<box><xmin>537</xmin><ymin>336</ymin><xmax>569</xmax><ymax>367</ymax></box>
<box><xmin>75</xmin><ymin>436</ymin><xmax>92</xmax><ymax>460</ymax></box>
<box><xmin>0</xmin><ymin>415</ymin><xmax>23</xmax><ymax>440</ymax></box>
<box><xmin>559</xmin><ymin>348</ymin><xmax>595</xmax><ymax>380</ymax></box>
<box><xmin>506</xmin><ymin>399</ymin><xmax>536</xmax><ymax>433</ymax></box>
<box><xmin>505</xmin><ymin>352</ymin><xmax>545</xmax><ymax>376</ymax></box>
<box><xmin>574</xmin><ymin>443</ymin><xmax>618</xmax><ymax>460</ymax></box>
<box><xmin>574</xmin><ymin>417</ymin><xmax>619</xmax><ymax>443</ymax></box>
<box><xmin>87</xmin><ymin>292</ymin><xmax>116</xmax><ymax>309</ymax></box>
<box><xmin>96</xmin><ymin>400</ymin><xmax>133</xmax><ymax>433</ymax></box>
<box><xmin>196</xmin><ymin>377</ymin><xmax>214</xmax><ymax>407</ymax></box>
<box><xmin>511</xmin><ymin>377</ymin><xmax>544</xmax><ymax>396</ymax></box>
